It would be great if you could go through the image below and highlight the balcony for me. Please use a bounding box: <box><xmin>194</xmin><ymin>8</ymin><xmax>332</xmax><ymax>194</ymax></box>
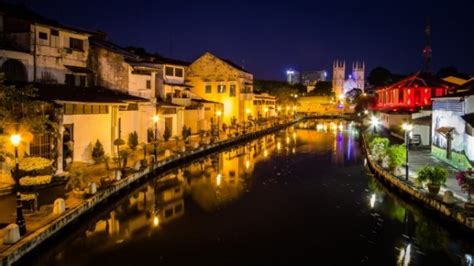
<box><xmin>171</xmin><ymin>97</ymin><xmax>191</xmax><ymax>107</ymax></box>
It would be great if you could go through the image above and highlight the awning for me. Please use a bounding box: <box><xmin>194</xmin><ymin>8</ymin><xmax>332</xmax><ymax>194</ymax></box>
<box><xmin>436</xmin><ymin>127</ymin><xmax>455</xmax><ymax>138</ymax></box>
<box><xmin>64</xmin><ymin>65</ymin><xmax>93</xmax><ymax>74</ymax></box>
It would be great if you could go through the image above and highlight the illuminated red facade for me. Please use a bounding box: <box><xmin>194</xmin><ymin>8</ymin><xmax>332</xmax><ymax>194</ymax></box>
<box><xmin>373</xmin><ymin>73</ymin><xmax>455</xmax><ymax>112</ymax></box>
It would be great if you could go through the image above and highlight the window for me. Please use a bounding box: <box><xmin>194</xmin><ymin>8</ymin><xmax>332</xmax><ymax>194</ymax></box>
<box><xmin>127</xmin><ymin>103</ymin><xmax>139</xmax><ymax>111</ymax></box>
<box><xmin>165</xmin><ymin>66</ymin><xmax>174</xmax><ymax>76</ymax></box>
<box><xmin>100</xmin><ymin>105</ymin><xmax>108</xmax><ymax>113</ymax></box>
<box><xmin>146</xmin><ymin>80</ymin><xmax>151</xmax><ymax>89</ymax></box>
<box><xmin>165</xmin><ymin>208</ymin><xmax>173</xmax><ymax>218</ymax></box>
<box><xmin>175</xmin><ymin>68</ymin><xmax>183</xmax><ymax>77</ymax></box>
<box><xmin>39</xmin><ymin>32</ymin><xmax>48</xmax><ymax>40</ymax></box>
<box><xmin>65</xmin><ymin>74</ymin><xmax>75</xmax><ymax>86</ymax></box>
<box><xmin>205</xmin><ymin>85</ymin><xmax>212</xmax><ymax>94</ymax></box>
<box><xmin>64</xmin><ymin>104</ymin><xmax>74</xmax><ymax>115</ymax></box>
<box><xmin>84</xmin><ymin>105</ymin><xmax>92</xmax><ymax>114</ymax></box>
<box><xmin>69</xmin><ymin>37</ymin><xmax>84</xmax><ymax>51</ymax></box>
<box><xmin>218</xmin><ymin>84</ymin><xmax>226</xmax><ymax>93</ymax></box>
<box><xmin>50</xmin><ymin>29</ymin><xmax>59</xmax><ymax>48</ymax></box>
<box><xmin>230</xmin><ymin>84</ymin><xmax>236</xmax><ymax>97</ymax></box>
<box><xmin>92</xmin><ymin>105</ymin><xmax>100</xmax><ymax>114</ymax></box>
<box><xmin>30</xmin><ymin>134</ymin><xmax>52</xmax><ymax>158</ymax></box>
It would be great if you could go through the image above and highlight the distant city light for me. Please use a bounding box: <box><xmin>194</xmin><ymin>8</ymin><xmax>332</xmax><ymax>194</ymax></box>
<box><xmin>324</xmin><ymin>71</ymin><xmax>327</xmax><ymax>77</ymax></box>
<box><xmin>287</xmin><ymin>70</ymin><xmax>295</xmax><ymax>75</ymax></box>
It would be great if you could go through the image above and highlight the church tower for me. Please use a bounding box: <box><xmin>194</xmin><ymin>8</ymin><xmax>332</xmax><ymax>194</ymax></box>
<box><xmin>332</xmin><ymin>60</ymin><xmax>345</xmax><ymax>98</ymax></box>
<box><xmin>352</xmin><ymin>61</ymin><xmax>365</xmax><ymax>92</ymax></box>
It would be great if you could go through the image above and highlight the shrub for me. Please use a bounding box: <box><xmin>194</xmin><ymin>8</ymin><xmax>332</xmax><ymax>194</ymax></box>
<box><xmin>19</xmin><ymin>175</ymin><xmax>52</xmax><ymax>186</ymax></box>
<box><xmin>19</xmin><ymin>157</ymin><xmax>53</xmax><ymax>172</ymax></box>
<box><xmin>147</xmin><ymin>128</ymin><xmax>155</xmax><ymax>143</ymax></box>
<box><xmin>370</xmin><ymin>137</ymin><xmax>390</xmax><ymax>162</ymax></box>
<box><xmin>163</xmin><ymin>127</ymin><xmax>171</xmax><ymax>141</ymax></box>
<box><xmin>128</xmin><ymin>131</ymin><xmax>139</xmax><ymax>150</ymax></box>
<box><xmin>92</xmin><ymin>139</ymin><xmax>105</xmax><ymax>163</ymax></box>
<box><xmin>182</xmin><ymin>126</ymin><xmax>191</xmax><ymax>143</ymax></box>
<box><xmin>417</xmin><ymin>166</ymin><xmax>448</xmax><ymax>186</ymax></box>
<box><xmin>387</xmin><ymin>144</ymin><xmax>406</xmax><ymax>171</ymax></box>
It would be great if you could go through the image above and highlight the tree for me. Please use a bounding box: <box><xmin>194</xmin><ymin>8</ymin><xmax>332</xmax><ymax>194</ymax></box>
<box><xmin>436</xmin><ymin>66</ymin><xmax>470</xmax><ymax>79</ymax></box>
<box><xmin>367</xmin><ymin>67</ymin><xmax>393</xmax><ymax>88</ymax></box>
<box><xmin>147</xmin><ymin>128</ymin><xmax>154</xmax><ymax>143</ymax></box>
<box><xmin>163</xmin><ymin>127</ymin><xmax>171</xmax><ymax>142</ymax></box>
<box><xmin>128</xmin><ymin>131</ymin><xmax>139</xmax><ymax>150</ymax></box>
<box><xmin>253</xmin><ymin>79</ymin><xmax>303</xmax><ymax>106</ymax></box>
<box><xmin>91</xmin><ymin>139</ymin><xmax>105</xmax><ymax>164</ymax></box>
<box><xmin>181</xmin><ymin>126</ymin><xmax>191</xmax><ymax>144</ymax></box>
<box><xmin>0</xmin><ymin>74</ymin><xmax>57</xmax><ymax>137</ymax></box>
<box><xmin>0</xmin><ymin>74</ymin><xmax>58</xmax><ymax>169</ymax></box>
<box><xmin>309</xmin><ymin>81</ymin><xmax>333</xmax><ymax>96</ymax></box>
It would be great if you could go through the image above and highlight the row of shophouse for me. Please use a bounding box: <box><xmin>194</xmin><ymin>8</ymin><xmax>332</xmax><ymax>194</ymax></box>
<box><xmin>0</xmin><ymin>3</ymin><xmax>276</xmax><ymax>173</ymax></box>
<box><xmin>371</xmin><ymin>72</ymin><xmax>474</xmax><ymax>169</ymax></box>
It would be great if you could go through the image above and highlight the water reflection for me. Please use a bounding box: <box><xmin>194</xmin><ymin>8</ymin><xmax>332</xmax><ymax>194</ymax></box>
<box><xmin>28</xmin><ymin>120</ymin><xmax>474</xmax><ymax>266</ymax></box>
<box><xmin>367</xmin><ymin>176</ymin><xmax>473</xmax><ymax>265</ymax></box>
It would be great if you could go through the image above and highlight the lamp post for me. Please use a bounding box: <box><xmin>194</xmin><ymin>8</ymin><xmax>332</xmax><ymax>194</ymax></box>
<box><xmin>216</xmin><ymin>110</ymin><xmax>222</xmax><ymax>139</ymax></box>
<box><xmin>153</xmin><ymin>115</ymin><xmax>159</xmax><ymax>166</ymax></box>
<box><xmin>402</xmin><ymin>122</ymin><xmax>413</xmax><ymax>182</ymax></box>
<box><xmin>370</xmin><ymin>116</ymin><xmax>379</xmax><ymax>134</ymax></box>
<box><xmin>10</xmin><ymin>134</ymin><xmax>26</xmax><ymax>236</ymax></box>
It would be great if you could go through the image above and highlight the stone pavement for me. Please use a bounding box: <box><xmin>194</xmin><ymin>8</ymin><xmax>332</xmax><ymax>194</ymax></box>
<box><xmin>407</xmin><ymin>147</ymin><xmax>467</xmax><ymax>202</ymax></box>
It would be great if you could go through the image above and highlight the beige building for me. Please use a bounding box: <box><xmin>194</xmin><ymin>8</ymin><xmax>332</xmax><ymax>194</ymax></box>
<box><xmin>187</xmin><ymin>52</ymin><xmax>255</xmax><ymax>124</ymax></box>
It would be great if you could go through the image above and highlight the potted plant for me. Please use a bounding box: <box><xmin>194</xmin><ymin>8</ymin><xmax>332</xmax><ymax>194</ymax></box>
<box><xmin>66</xmin><ymin>169</ymin><xmax>89</xmax><ymax>199</ymax></box>
<box><xmin>455</xmin><ymin>168</ymin><xmax>474</xmax><ymax>211</ymax></box>
<box><xmin>417</xmin><ymin>166</ymin><xmax>448</xmax><ymax>195</ymax></box>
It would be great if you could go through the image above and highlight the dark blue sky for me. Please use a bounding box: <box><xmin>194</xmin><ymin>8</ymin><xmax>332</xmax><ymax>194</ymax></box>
<box><xmin>11</xmin><ymin>0</ymin><xmax>474</xmax><ymax>80</ymax></box>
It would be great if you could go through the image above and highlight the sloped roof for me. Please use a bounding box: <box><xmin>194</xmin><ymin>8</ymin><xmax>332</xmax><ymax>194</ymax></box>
<box><xmin>11</xmin><ymin>82</ymin><xmax>147</xmax><ymax>104</ymax></box>
<box><xmin>377</xmin><ymin>72</ymin><xmax>456</xmax><ymax>92</ymax></box>
<box><xmin>217</xmin><ymin>56</ymin><xmax>251</xmax><ymax>74</ymax></box>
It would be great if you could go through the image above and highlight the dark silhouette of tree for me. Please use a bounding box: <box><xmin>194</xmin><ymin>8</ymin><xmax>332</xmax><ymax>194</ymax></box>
<box><xmin>367</xmin><ymin>67</ymin><xmax>393</xmax><ymax>88</ymax></box>
<box><xmin>436</xmin><ymin>66</ymin><xmax>470</xmax><ymax>79</ymax></box>
<box><xmin>309</xmin><ymin>81</ymin><xmax>333</xmax><ymax>96</ymax></box>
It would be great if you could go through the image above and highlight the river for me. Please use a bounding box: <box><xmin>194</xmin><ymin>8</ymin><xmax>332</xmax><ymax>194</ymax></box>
<box><xmin>21</xmin><ymin>120</ymin><xmax>474</xmax><ymax>266</ymax></box>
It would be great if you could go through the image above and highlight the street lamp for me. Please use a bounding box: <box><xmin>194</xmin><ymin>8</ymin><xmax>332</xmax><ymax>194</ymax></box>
<box><xmin>370</xmin><ymin>116</ymin><xmax>379</xmax><ymax>133</ymax></box>
<box><xmin>402</xmin><ymin>122</ymin><xmax>413</xmax><ymax>182</ymax></box>
<box><xmin>153</xmin><ymin>115</ymin><xmax>160</xmax><ymax>165</ymax></box>
<box><xmin>10</xmin><ymin>134</ymin><xmax>26</xmax><ymax>236</ymax></box>
<box><xmin>216</xmin><ymin>110</ymin><xmax>222</xmax><ymax>138</ymax></box>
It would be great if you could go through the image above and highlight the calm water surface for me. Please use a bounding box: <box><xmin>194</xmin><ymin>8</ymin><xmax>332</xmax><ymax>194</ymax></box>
<box><xmin>23</xmin><ymin>120</ymin><xmax>474</xmax><ymax>266</ymax></box>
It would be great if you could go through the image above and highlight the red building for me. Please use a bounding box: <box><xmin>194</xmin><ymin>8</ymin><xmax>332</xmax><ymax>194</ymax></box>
<box><xmin>373</xmin><ymin>73</ymin><xmax>456</xmax><ymax>111</ymax></box>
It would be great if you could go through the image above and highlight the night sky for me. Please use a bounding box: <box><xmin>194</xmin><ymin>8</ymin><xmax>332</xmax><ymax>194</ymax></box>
<box><xmin>9</xmin><ymin>0</ymin><xmax>474</xmax><ymax>80</ymax></box>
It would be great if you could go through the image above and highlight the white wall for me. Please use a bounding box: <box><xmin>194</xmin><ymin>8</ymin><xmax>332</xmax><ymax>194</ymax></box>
<box><xmin>466</xmin><ymin>134</ymin><xmax>474</xmax><ymax>161</ymax></box>
<box><xmin>379</xmin><ymin>112</ymin><xmax>409</xmax><ymax>129</ymax></box>
<box><xmin>63</xmin><ymin>113</ymin><xmax>112</xmax><ymax>163</ymax></box>
<box><xmin>412</xmin><ymin>124</ymin><xmax>430</xmax><ymax>146</ymax></box>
